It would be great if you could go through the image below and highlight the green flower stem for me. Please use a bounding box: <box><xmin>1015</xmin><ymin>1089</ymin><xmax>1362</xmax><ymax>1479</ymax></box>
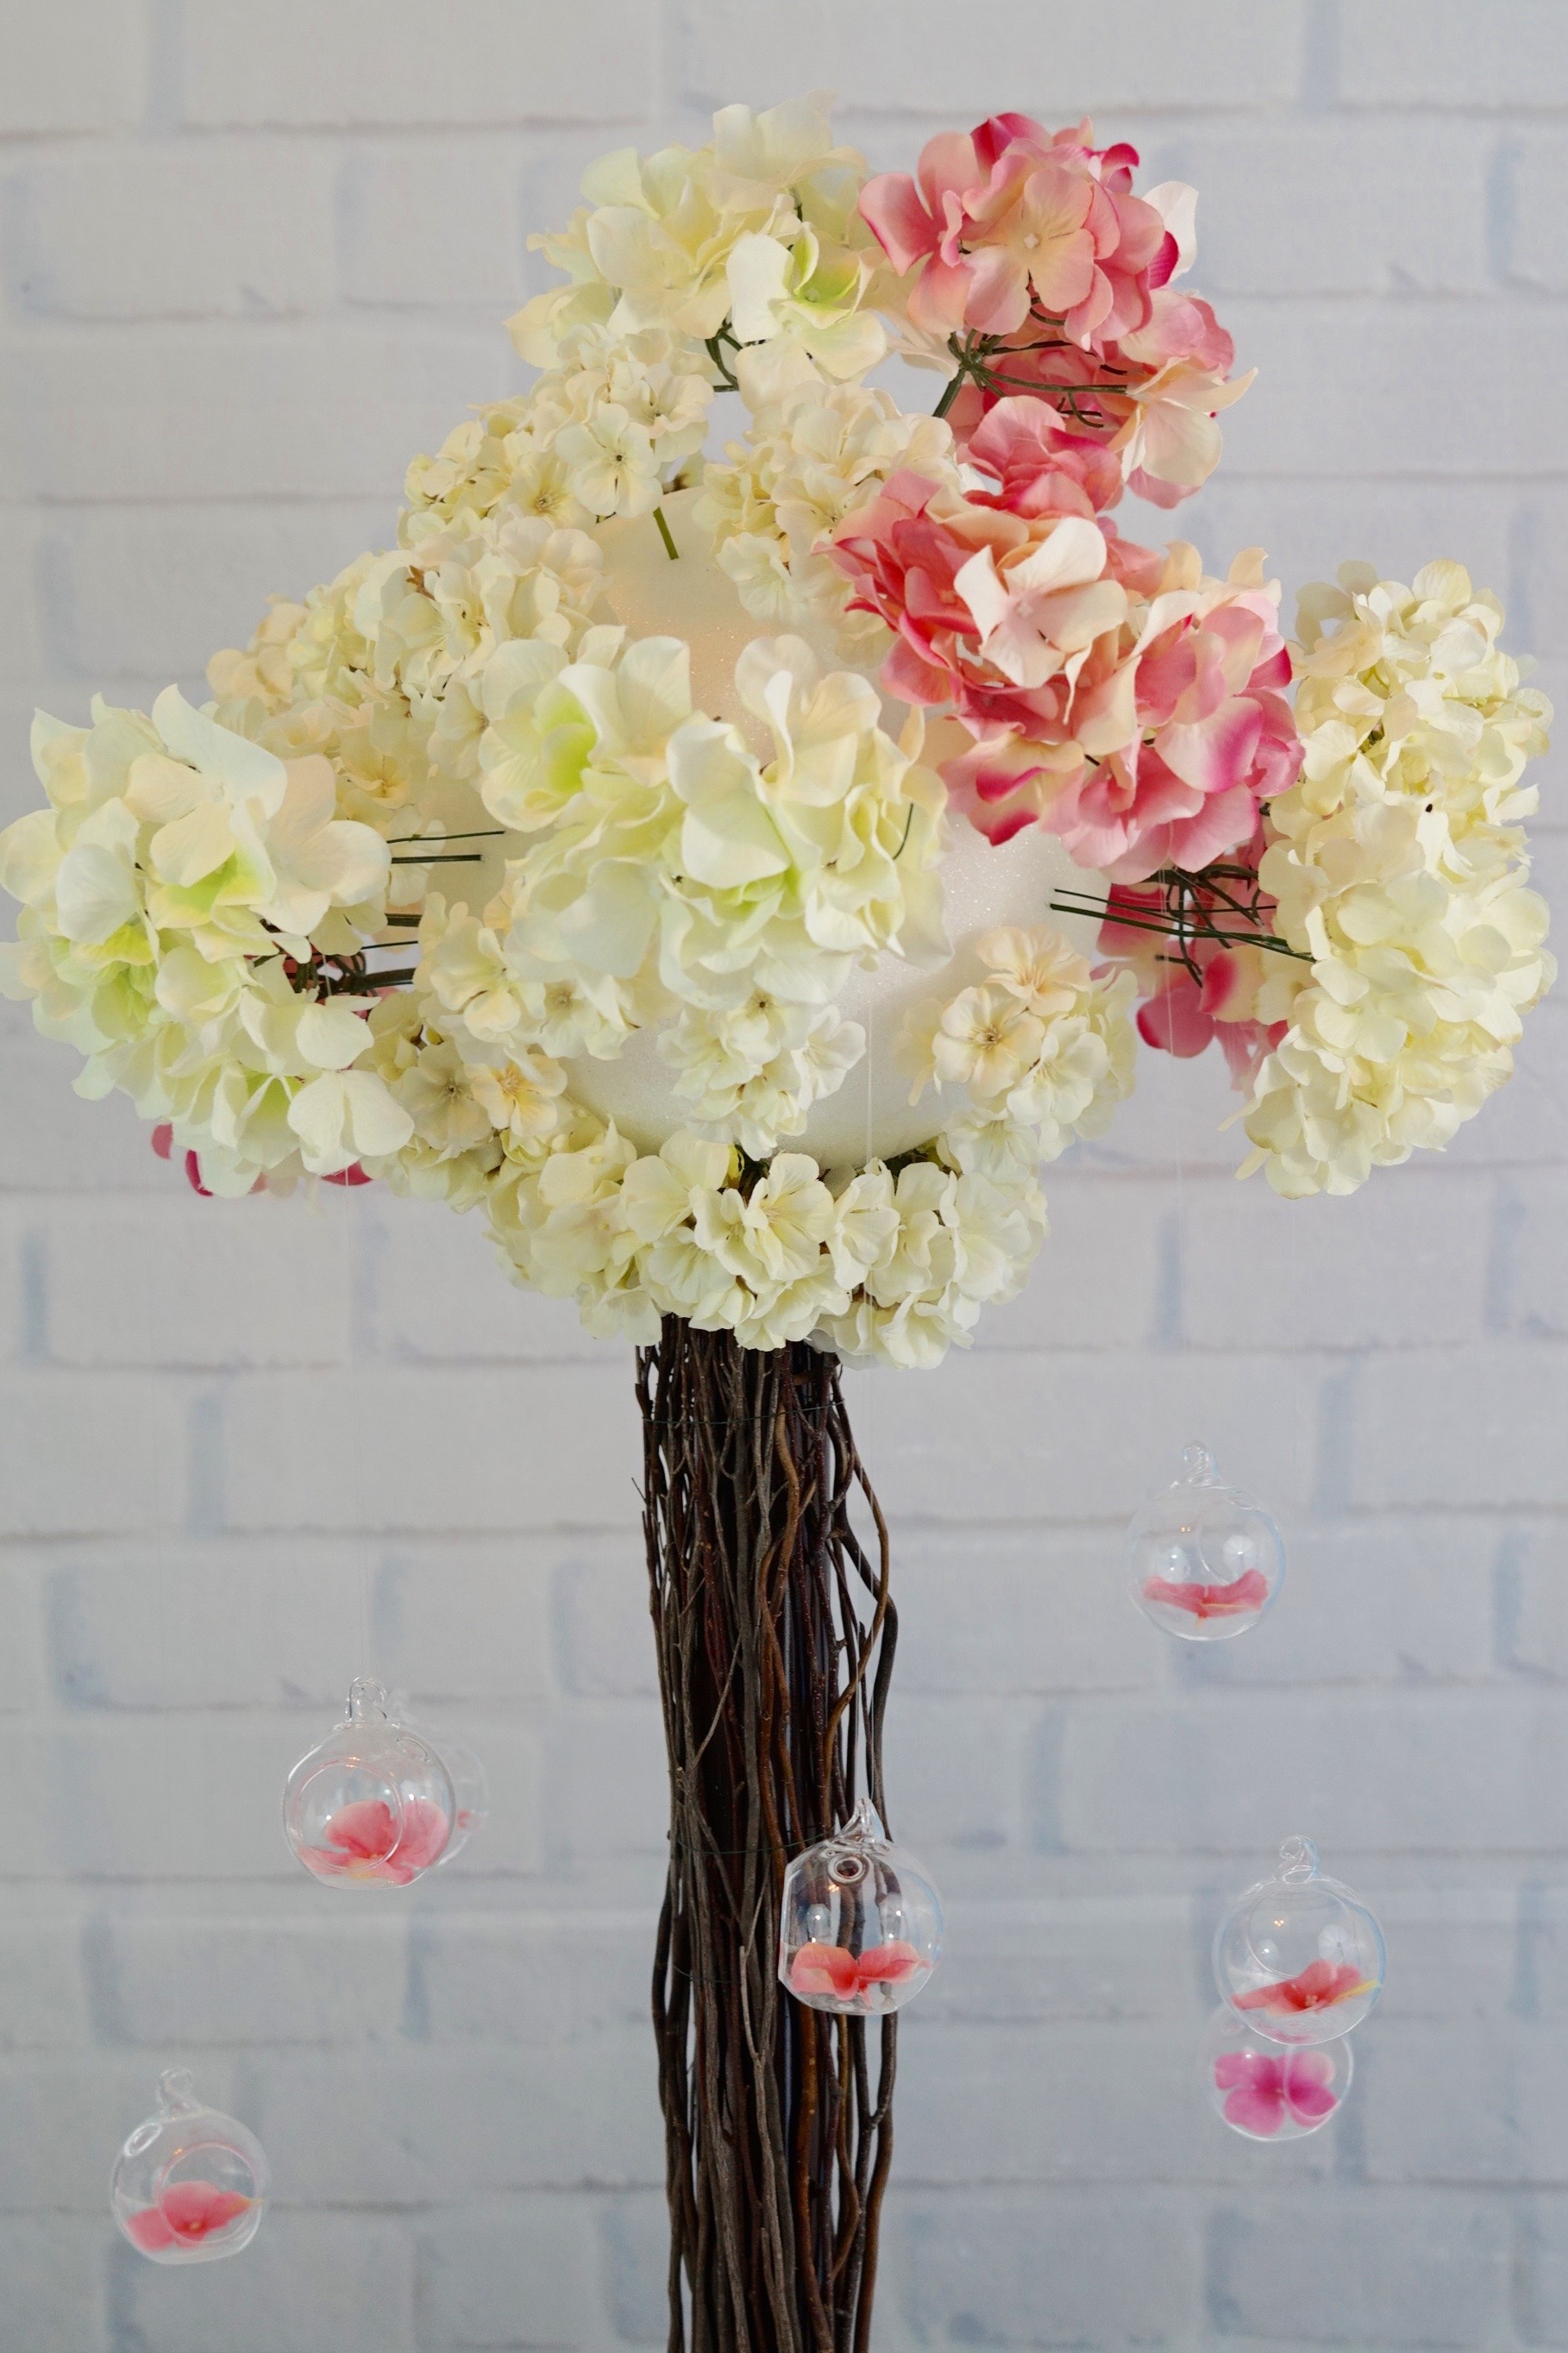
<box><xmin>931</xmin><ymin>370</ymin><xmax>966</xmax><ymax>419</ymax></box>
<box><xmin>653</xmin><ymin>505</ymin><xmax>680</xmax><ymax>562</ymax></box>
<box><xmin>1049</xmin><ymin>894</ymin><xmax>1311</xmax><ymax>963</ymax></box>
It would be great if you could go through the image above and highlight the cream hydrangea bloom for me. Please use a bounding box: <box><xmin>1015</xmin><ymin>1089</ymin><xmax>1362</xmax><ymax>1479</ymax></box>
<box><xmin>0</xmin><ymin>688</ymin><xmax>406</xmax><ymax>1184</ymax></box>
<box><xmin>656</xmin><ymin>992</ymin><xmax>865</xmax><ymax>1158</ymax></box>
<box><xmin>1240</xmin><ymin>562</ymin><xmax>1552</xmax><ymax>1196</ymax></box>
<box><xmin>510</xmin><ymin>97</ymin><xmax>883</xmax><ymax>393</ymax></box>
<box><xmin>473</xmin><ymin>630</ymin><xmax>947</xmax><ymax>1021</ymax></box>
<box><xmin>903</xmin><ymin>927</ymin><xmax>1137</xmax><ymax>1163</ymax></box>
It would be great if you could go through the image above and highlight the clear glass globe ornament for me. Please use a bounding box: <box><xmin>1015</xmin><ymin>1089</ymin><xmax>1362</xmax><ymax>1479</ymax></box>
<box><xmin>778</xmin><ymin>1798</ymin><xmax>943</xmax><ymax>2016</ymax></box>
<box><xmin>1201</xmin><ymin>2005</ymin><xmax>1353</xmax><ymax>2141</ymax></box>
<box><xmin>283</xmin><ymin>1678</ymin><xmax>456</xmax><ymax>1887</ymax></box>
<box><xmin>1214</xmin><ymin>1836</ymin><xmax>1386</xmax><ymax>2045</ymax></box>
<box><xmin>1126</xmin><ymin>1443</ymin><xmax>1285</xmax><ymax>1641</ymax></box>
<box><xmin>110</xmin><ymin>2068</ymin><xmax>268</xmax><ymax>2264</ymax></box>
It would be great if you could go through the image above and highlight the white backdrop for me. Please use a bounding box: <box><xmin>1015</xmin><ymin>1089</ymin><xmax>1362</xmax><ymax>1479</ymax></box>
<box><xmin>2</xmin><ymin>4</ymin><xmax>1567</xmax><ymax>2347</ymax></box>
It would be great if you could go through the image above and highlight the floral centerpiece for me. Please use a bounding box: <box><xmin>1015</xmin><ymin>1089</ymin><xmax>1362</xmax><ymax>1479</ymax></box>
<box><xmin>0</xmin><ymin>97</ymin><xmax>1552</xmax><ymax>2347</ymax></box>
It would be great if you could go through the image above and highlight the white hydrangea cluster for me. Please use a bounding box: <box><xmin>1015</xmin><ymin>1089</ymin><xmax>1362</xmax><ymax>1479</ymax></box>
<box><xmin>694</xmin><ymin>378</ymin><xmax>960</xmax><ymax>656</ymax></box>
<box><xmin>656</xmin><ymin>994</ymin><xmax>866</xmax><ymax>1159</ymax></box>
<box><xmin>465</xmin><ymin>628</ymin><xmax>948</xmax><ymax>1038</ymax></box>
<box><xmin>1241</xmin><ymin>562</ymin><xmax>1553</xmax><ymax>1195</ymax></box>
<box><xmin>403</xmin><ymin>323</ymin><xmax>714</xmax><ymax>543</ymax></box>
<box><xmin>905</xmin><ymin>927</ymin><xmax>1138</xmax><ymax>1168</ymax></box>
<box><xmin>350</xmin><ymin>918</ymin><xmax>1121</xmax><ymax>1367</ymax></box>
<box><xmin>511</xmin><ymin>97</ymin><xmax>887</xmax><ymax>398</ymax></box>
<box><xmin>440</xmin><ymin>1086</ymin><xmax>1055</xmax><ymax>1368</ymax></box>
<box><xmin>0</xmin><ymin>690</ymin><xmax>410</xmax><ymax>1192</ymax></box>
<box><xmin>352</xmin><ymin>511</ymin><xmax>608</xmax><ymax>783</ymax></box>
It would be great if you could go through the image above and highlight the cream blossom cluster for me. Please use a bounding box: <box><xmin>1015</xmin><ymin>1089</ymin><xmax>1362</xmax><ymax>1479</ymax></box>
<box><xmin>1238</xmin><ymin>563</ymin><xmax>1553</xmax><ymax>1195</ymax></box>
<box><xmin>455</xmin><ymin>1097</ymin><xmax>1050</xmax><ymax>1366</ymax></box>
<box><xmin>351</xmin><ymin>986</ymin><xmax>1066</xmax><ymax>1367</ymax></box>
<box><xmin>904</xmin><ymin>926</ymin><xmax>1137</xmax><ymax>1170</ymax></box>
<box><xmin>0</xmin><ymin>690</ymin><xmax>410</xmax><ymax>1192</ymax></box>
<box><xmin>351</xmin><ymin>511</ymin><xmax>609</xmax><ymax>783</ymax></box>
<box><xmin>468</xmin><ymin>630</ymin><xmax>948</xmax><ymax>1028</ymax></box>
<box><xmin>204</xmin><ymin>511</ymin><xmax>618</xmax><ymax>936</ymax></box>
<box><xmin>452</xmin><ymin>927</ymin><xmax>1130</xmax><ymax>1363</ymax></box>
<box><xmin>656</xmin><ymin>994</ymin><xmax>867</xmax><ymax>1158</ymax></box>
<box><xmin>693</xmin><ymin>377</ymin><xmax>961</xmax><ymax>657</ymax></box>
<box><xmin>206</xmin><ymin>557</ymin><xmax>432</xmax><ymax>829</ymax></box>
<box><xmin>512</xmin><ymin>96</ymin><xmax>887</xmax><ymax>404</ymax></box>
<box><xmin>403</xmin><ymin>322</ymin><xmax>714</xmax><ymax>542</ymax></box>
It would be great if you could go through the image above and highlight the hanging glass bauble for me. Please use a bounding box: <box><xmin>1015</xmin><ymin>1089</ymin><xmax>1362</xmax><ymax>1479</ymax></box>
<box><xmin>283</xmin><ymin>1678</ymin><xmax>456</xmax><ymax>1886</ymax></box>
<box><xmin>778</xmin><ymin>1798</ymin><xmax>943</xmax><ymax>2016</ymax></box>
<box><xmin>1201</xmin><ymin>2005</ymin><xmax>1353</xmax><ymax>2140</ymax></box>
<box><xmin>1126</xmin><ymin>1443</ymin><xmax>1285</xmax><ymax>1640</ymax></box>
<box><xmin>110</xmin><ymin>2068</ymin><xmax>268</xmax><ymax>2263</ymax></box>
<box><xmin>1214</xmin><ymin>1836</ymin><xmax>1385</xmax><ymax>2044</ymax></box>
<box><xmin>398</xmin><ymin>1708</ymin><xmax>489</xmax><ymax>1867</ymax></box>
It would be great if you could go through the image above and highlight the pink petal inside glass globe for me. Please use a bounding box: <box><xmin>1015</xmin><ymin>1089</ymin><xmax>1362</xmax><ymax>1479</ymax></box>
<box><xmin>284</xmin><ymin>1680</ymin><xmax>456</xmax><ymax>1890</ymax></box>
<box><xmin>779</xmin><ymin>1800</ymin><xmax>943</xmax><ymax>2017</ymax></box>
<box><xmin>1213</xmin><ymin>1836</ymin><xmax>1386</xmax><ymax>2044</ymax></box>
<box><xmin>1126</xmin><ymin>1443</ymin><xmax>1285</xmax><ymax>1642</ymax></box>
<box><xmin>1202</xmin><ymin>2006</ymin><xmax>1353</xmax><ymax>2141</ymax></box>
<box><xmin>123</xmin><ymin>2182</ymin><xmax>255</xmax><ymax>2253</ymax></box>
<box><xmin>110</xmin><ymin>2069</ymin><xmax>268</xmax><ymax>2266</ymax></box>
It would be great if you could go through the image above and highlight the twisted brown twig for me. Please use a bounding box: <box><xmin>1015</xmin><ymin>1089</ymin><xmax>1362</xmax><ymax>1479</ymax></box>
<box><xmin>637</xmin><ymin>1321</ymin><xmax>899</xmax><ymax>2353</ymax></box>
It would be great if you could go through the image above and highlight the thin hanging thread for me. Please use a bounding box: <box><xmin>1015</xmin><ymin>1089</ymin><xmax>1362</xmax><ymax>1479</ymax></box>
<box><xmin>326</xmin><ymin>1176</ymin><xmax>373</xmax><ymax>1687</ymax></box>
<box><xmin>151</xmin><ymin>1366</ymin><xmax>180</xmax><ymax>1876</ymax></box>
<box><xmin>348</xmin><ymin>1191</ymin><xmax>373</xmax><ymax>1685</ymax></box>
<box><xmin>1171</xmin><ymin>1054</ymin><xmax>1189</xmax><ymax>1369</ymax></box>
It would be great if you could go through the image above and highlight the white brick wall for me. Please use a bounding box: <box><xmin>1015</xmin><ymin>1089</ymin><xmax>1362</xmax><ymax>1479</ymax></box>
<box><xmin>0</xmin><ymin>4</ymin><xmax>1564</xmax><ymax>2345</ymax></box>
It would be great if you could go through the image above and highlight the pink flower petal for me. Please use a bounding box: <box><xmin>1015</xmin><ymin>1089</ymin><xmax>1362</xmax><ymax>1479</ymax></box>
<box><xmin>393</xmin><ymin>1796</ymin><xmax>452</xmax><ymax>1873</ymax></box>
<box><xmin>1222</xmin><ymin>2079</ymin><xmax>1287</xmax><ymax>2136</ymax></box>
<box><xmin>858</xmin><ymin>173</ymin><xmax>940</xmax><ymax>274</ymax></box>
<box><xmin>1284</xmin><ymin>2050</ymin><xmax>1339</xmax><ymax>2123</ymax></box>
<box><xmin>160</xmin><ymin>2182</ymin><xmax>254</xmax><ymax>2242</ymax></box>
<box><xmin>1143</xmin><ymin>1568</ymin><xmax>1270</xmax><ymax>1620</ymax></box>
<box><xmin>123</xmin><ymin>2206</ymin><xmax>180</xmax><ymax>2253</ymax></box>
<box><xmin>854</xmin><ymin>1940</ymin><xmax>925</xmax><ymax>1988</ymax></box>
<box><xmin>1157</xmin><ymin>698</ymin><xmax>1264</xmax><ymax>799</ymax></box>
<box><xmin>789</xmin><ymin>1942</ymin><xmax>861</xmax><ymax>2000</ymax></box>
<box><xmin>322</xmin><ymin>1798</ymin><xmax>400</xmax><ymax>1861</ymax></box>
<box><xmin>1137</xmin><ymin>977</ymin><xmax>1215</xmax><ymax>1059</ymax></box>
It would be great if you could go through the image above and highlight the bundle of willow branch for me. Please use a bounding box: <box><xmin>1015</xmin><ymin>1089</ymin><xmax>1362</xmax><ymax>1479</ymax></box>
<box><xmin>637</xmin><ymin>1321</ymin><xmax>898</xmax><ymax>2353</ymax></box>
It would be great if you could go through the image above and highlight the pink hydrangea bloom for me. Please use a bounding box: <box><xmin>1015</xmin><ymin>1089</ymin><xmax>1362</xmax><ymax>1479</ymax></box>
<box><xmin>1214</xmin><ymin>2048</ymin><xmax>1339</xmax><ymax>2137</ymax></box>
<box><xmin>830</xmin><ymin>467</ymin><xmax>1301</xmax><ymax>878</ymax></box>
<box><xmin>861</xmin><ymin>115</ymin><xmax>1177</xmax><ymax>343</ymax></box>
<box><xmin>123</xmin><ymin>2182</ymin><xmax>254</xmax><ymax>2253</ymax></box>
<box><xmin>298</xmin><ymin>1794</ymin><xmax>451</xmax><ymax>1885</ymax></box>
<box><xmin>829</xmin><ymin>464</ymin><xmax>1148</xmax><ymax>754</ymax></box>
<box><xmin>859</xmin><ymin>115</ymin><xmax>1249</xmax><ymax>507</ymax></box>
